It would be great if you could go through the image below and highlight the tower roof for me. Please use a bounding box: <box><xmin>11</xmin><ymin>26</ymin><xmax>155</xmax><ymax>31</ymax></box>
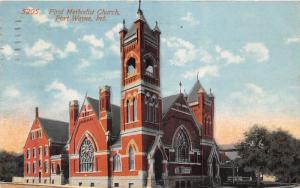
<box><xmin>124</xmin><ymin>4</ymin><xmax>157</xmax><ymax>40</ymax></box>
<box><xmin>187</xmin><ymin>80</ymin><xmax>206</xmax><ymax>103</ymax></box>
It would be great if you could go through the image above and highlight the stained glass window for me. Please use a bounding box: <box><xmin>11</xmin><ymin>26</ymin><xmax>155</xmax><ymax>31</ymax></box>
<box><xmin>175</xmin><ymin>129</ymin><xmax>190</xmax><ymax>162</ymax></box>
<box><xmin>79</xmin><ymin>138</ymin><xmax>94</xmax><ymax>172</ymax></box>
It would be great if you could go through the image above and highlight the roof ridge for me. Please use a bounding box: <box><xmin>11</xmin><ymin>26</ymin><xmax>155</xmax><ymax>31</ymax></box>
<box><xmin>162</xmin><ymin>93</ymin><xmax>180</xmax><ymax>99</ymax></box>
<box><xmin>38</xmin><ymin>117</ymin><xmax>68</xmax><ymax>125</ymax></box>
<box><xmin>87</xmin><ymin>96</ymin><xmax>120</xmax><ymax>107</ymax></box>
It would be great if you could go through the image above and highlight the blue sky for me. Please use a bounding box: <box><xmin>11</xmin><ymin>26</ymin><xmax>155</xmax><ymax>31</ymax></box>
<box><xmin>0</xmin><ymin>1</ymin><xmax>299</xmax><ymax>149</ymax></box>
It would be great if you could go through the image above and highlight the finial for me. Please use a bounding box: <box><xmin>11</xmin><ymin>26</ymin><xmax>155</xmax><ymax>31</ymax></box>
<box><xmin>122</xmin><ymin>19</ymin><xmax>126</xmax><ymax>29</ymax></box>
<box><xmin>179</xmin><ymin>81</ymin><xmax>182</xmax><ymax>94</ymax></box>
<box><xmin>154</xmin><ymin>21</ymin><xmax>161</xmax><ymax>32</ymax></box>
<box><xmin>197</xmin><ymin>71</ymin><xmax>199</xmax><ymax>81</ymax></box>
<box><xmin>210</xmin><ymin>88</ymin><xmax>212</xmax><ymax>94</ymax></box>
<box><xmin>138</xmin><ymin>0</ymin><xmax>141</xmax><ymax>11</ymax></box>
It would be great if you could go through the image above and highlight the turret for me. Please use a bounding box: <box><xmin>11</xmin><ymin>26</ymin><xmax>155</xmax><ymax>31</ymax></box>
<box><xmin>69</xmin><ymin>100</ymin><xmax>79</xmax><ymax>138</ymax></box>
<box><xmin>99</xmin><ymin>85</ymin><xmax>112</xmax><ymax>132</ymax></box>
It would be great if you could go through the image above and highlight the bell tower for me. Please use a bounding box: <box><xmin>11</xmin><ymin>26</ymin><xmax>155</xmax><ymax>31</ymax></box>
<box><xmin>119</xmin><ymin>4</ymin><xmax>162</xmax><ymax>132</ymax></box>
<box><xmin>118</xmin><ymin>3</ymin><xmax>163</xmax><ymax>181</ymax></box>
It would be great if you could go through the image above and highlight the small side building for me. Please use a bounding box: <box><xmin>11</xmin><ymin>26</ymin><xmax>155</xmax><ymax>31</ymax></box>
<box><xmin>23</xmin><ymin>107</ymin><xmax>69</xmax><ymax>184</ymax></box>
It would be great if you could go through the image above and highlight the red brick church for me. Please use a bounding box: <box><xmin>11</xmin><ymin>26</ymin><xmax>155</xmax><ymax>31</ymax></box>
<box><xmin>23</xmin><ymin>4</ymin><xmax>221</xmax><ymax>188</ymax></box>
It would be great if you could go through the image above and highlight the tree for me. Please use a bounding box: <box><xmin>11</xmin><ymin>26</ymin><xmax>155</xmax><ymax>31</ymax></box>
<box><xmin>0</xmin><ymin>150</ymin><xmax>23</xmax><ymax>182</ymax></box>
<box><xmin>236</xmin><ymin>125</ymin><xmax>270</xmax><ymax>187</ymax></box>
<box><xmin>267</xmin><ymin>130</ymin><xmax>300</xmax><ymax>183</ymax></box>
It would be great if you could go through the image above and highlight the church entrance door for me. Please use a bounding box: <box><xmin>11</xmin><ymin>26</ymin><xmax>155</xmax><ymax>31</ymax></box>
<box><xmin>154</xmin><ymin>150</ymin><xmax>163</xmax><ymax>185</ymax></box>
<box><xmin>38</xmin><ymin>172</ymin><xmax>41</xmax><ymax>183</ymax></box>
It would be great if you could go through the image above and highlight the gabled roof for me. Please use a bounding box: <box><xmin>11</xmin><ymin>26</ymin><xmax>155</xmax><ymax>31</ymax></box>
<box><xmin>162</xmin><ymin>93</ymin><xmax>202</xmax><ymax>135</ymax></box>
<box><xmin>86</xmin><ymin>96</ymin><xmax>120</xmax><ymax>139</ymax></box>
<box><xmin>162</xmin><ymin>94</ymin><xmax>180</xmax><ymax>115</ymax></box>
<box><xmin>187</xmin><ymin>80</ymin><xmax>206</xmax><ymax>103</ymax></box>
<box><xmin>86</xmin><ymin>97</ymin><xmax>99</xmax><ymax>118</ymax></box>
<box><xmin>38</xmin><ymin>117</ymin><xmax>69</xmax><ymax>144</ymax></box>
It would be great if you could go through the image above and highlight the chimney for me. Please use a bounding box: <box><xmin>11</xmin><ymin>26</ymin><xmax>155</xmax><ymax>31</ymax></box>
<box><xmin>35</xmin><ymin>107</ymin><xmax>39</xmax><ymax>118</ymax></box>
<box><xmin>99</xmin><ymin>86</ymin><xmax>112</xmax><ymax>132</ymax></box>
<box><xmin>69</xmin><ymin>100</ymin><xmax>79</xmax><ymax>138</ymax></box>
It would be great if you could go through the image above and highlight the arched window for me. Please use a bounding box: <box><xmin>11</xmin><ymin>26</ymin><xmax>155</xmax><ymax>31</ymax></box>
<box><xmin>126</xmin><ymin>100</ymin><xmax>130</xmax><ymax>123</ymax></box>
<box><xmin>129</xmin><ymin>146</ymin><xmax>135</xmax><ymax>170</ymax></box>
<box><xmin>175</xmin><ymin>129</ymin><xmax>190</xmax><ymax>162</ymax></box>
<box><xmin>133</xmin><ymin>98</ymin><xmax>137</xmax><ymax>121</ymax></box>
<box><xmin>127</xmin><ymin>58</ymin><xmax>136</xmax><ymax>76</ymax></box>
<box><xmin>79</xmin><ymin>138</ymin><xmax>94</xmax><ymax>172</ymax></box>
<box><xmin>145</xmin><ymin>59</ymin><xmax>154</xmax><ymax>77</ymax></box>
<box><xmin>146</xmin><ymin>96</ymin><xmax>157</xmax><ymax>123</ymax></box>
<box><xmin>113</xmin><ymin>154</ymin><xmax>121</xmax><ymax>171</ymax></box>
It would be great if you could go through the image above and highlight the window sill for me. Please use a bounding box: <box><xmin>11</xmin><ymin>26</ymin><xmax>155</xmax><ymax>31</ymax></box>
<box><xmin>125</xmin><ymin>120</ymin><xmax>138</xmax><ymax>125</ymax></box>
<box><xmin>126</xmin><ymin>73</ymin><xmax>137</xmax><ymax>78</ymax></box>
<box><xmin>76</xmin><ymin>170</ymin><xmax>102</xmax><ymax>173</ymax></box>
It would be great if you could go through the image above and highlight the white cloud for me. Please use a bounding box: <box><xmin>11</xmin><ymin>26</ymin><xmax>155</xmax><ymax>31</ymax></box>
<box><xmin>45</xmin><ymin>80</ymin><xmax>82</xmax><ymax>120</ymax></box>
<box><xmin>0</xmin><ymin>87</ymin><xmax>38</xmax><ymax>119</ymax></box>
<box><xmin>79</xmin><ymin>34</ymin><xmax>104</xmax><ymax>59</ymax></box>
<box><xmin>25</xmin><ymin>39</ymin><xmax>77</xmax><ymax>66</ymax></box>
<box><xmin>181</xmin><ymin>12</ymin><xmax>200</xmax><ymax>26</ymax></box>
<box><xmin>65</xmin><ymin>41</ymin><xmax>77</xmax><ymax>53</ymax></box>
<box><xmin>105</xmin><ymin>23</ymin><xmax>123</xmax><ymax>41</ymax></box>
<box><xmin>2</xmin><ymin>86</ymin><xmax>20</xmax><ymax>98</ymax></box>
<box><xmin>216</xmin><ymin>45</ymin><xmax>244</xmax><ymax>64</ymax></box>
<box><xmin>32</xmin><ymin>9</ymin><xmax>68</xmax><ymax>29</ymax></box>
<box><xmin>182</xmin><ymin>65</ymin><xmax>219</xmax><ymax>79</ymax></box>
<box><xmin>163</xmin><ymin>37</ymin><xmax>214</xmax><ymax>66</ymax></box>
<box><xmin>198</xmin><ymin>50</ymin><xmax>213</xmax><ymax>64</ymax></box>
<box><xmin>242</xmin><ymin>42</ymin><xmax>269</xmax><ymax>63</ymax></box>
<box><xmin>0</xmin><ymin>44</ymin><xmax>14</xmax><ymax>60</ymax></box>
<box><xmin>162</xmin><ymin>37</ymin><xmax>199</xmax><ymax>66</ymax></box>
<box><xmin>225</xmin><ymin>83</ymin><xmax>286</xmax><ymax>117</ymax></box>
<box><xmin>105</xmin><ymin>23</ymin><xmax>122</xmax><ymax>55</ymax></box>
<box><xmin>230</xmin><ymin>83</ymin><xmax>266</xmax><ymax>103</ymax></box>
<box><xmin>244</xmin><ymin>83</ymin><xmax>264</xmax><ymax>96</ymax></box>
<box><xmin>286</xmin><ymin>37</ymin><xmax>300</xmax><ymax>44</ymax></box>
<box><xmin>46</xmin><ymin>80</ymin><xmax>81</xmax><ymax>101</ymax></box>
<box><xmin>80</xmin><ymin>35</ymin><xmax>104</xmax><ymax>48</ymax></box>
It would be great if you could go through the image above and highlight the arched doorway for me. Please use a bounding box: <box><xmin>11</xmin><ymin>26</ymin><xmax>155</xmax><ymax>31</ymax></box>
<box><xmin>212</xmin><ymin>157</ymin><xmax>217</xmax><ymax>177</ymax></box>
<box><xmin>154</xmin><ymin>150</ymin><xmax>163</xmax><ymax>185</ymax></box>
